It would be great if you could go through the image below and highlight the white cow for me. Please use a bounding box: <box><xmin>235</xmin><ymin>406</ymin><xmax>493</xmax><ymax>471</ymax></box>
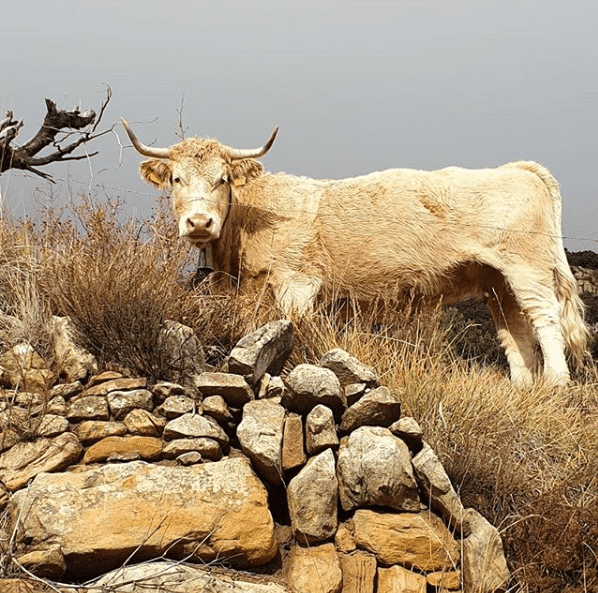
<box><xmin>122</xmin><ymin>119</ymin><xmax>589</xmax><ymax>386</ymax></box>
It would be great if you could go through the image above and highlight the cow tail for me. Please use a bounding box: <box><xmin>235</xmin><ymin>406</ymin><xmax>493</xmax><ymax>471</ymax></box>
<box><xmin>523</xmin><ymin>161</ymin><xmax>590</xmax><ymax>367</ymax></box>
<box><xmin>554</xmin><ymin>253</ymin><xmax>590</xmax><ymax>368</ymax></box>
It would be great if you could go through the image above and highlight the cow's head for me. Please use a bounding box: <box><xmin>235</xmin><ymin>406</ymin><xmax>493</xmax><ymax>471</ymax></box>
<box><xmin>121</xmin><ymin>119</ymin><xmax>278</xmax><ymax>247</ymax></box>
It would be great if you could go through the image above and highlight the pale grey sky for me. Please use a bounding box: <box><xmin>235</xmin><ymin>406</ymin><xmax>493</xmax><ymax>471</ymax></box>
<box><xmin>1</xmin><ymin>0</ymin><xmax>597</xmax><ymax>250</ymax></box>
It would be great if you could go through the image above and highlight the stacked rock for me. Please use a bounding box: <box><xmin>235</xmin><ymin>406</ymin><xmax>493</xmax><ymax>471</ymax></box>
<box><xmin>0</xmin><ymin>318</ymin><xmax>509</xmax><ymax>593</ymax></box>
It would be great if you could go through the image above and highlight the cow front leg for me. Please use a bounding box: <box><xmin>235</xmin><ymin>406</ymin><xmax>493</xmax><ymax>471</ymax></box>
<box><xmin>273</xmin><ymin>273</ymin><xmax>322</xmax><ymax>317</ymax></box>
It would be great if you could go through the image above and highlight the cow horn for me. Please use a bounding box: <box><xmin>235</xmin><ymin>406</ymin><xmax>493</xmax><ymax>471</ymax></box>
<box><xmin>228</xmin><ymin>126</ymin><xmax>279</xmax><ymax>160</ymax></box>
<box><xmin>121</xmin><ymin>118</ymin><xmax>171</xmax><ymax>159</ymax></box>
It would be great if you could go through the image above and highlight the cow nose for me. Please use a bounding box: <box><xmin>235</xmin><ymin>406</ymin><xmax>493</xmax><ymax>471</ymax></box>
<box><xmin>185</xmin><ymin>214</ymin><xmax>213</xmax><ymax>234</ymax></box>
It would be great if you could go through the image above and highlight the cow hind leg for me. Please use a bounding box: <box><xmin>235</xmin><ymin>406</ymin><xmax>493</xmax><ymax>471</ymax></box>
<box><xmin>494</xmin><ymin>264</ymin><xmax>570</xmax><ymax>386</ymax></box>
<box><xmin>484</xmin><ymin>284</ymin><xmax>537</xmax><ymax>386</ymax></box>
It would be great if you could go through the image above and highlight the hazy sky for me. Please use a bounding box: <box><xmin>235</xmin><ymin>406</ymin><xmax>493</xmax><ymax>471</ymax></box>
<box><xmin>1</xmin><ymin>0</ymin><xmax>597</xmax><ymax>250</ymax></box>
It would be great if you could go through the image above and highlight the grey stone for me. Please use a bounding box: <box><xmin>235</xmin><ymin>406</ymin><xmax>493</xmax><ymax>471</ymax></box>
<box><xmin>320</xmin><ymin>348</ymin><xmax>379</xmax><ymax>387</ymax></box>
<box><xmin>389</xmin><ymin>416</ymin><xmax>424</xmax><ymax>452</ymax></box>
<box><xmin>462</xmin><ymin>508</ymin><xmax>510</xmax><ymax>593</ymax></box>
<box><xmin>412</xmin><ymin>441</ymin><xmax>466</xmax><ymax>531</ymax></box>
<box><xmin>94</xmin><ymin>562</ymin><xmax>289</xmax><ymax>593</ymax></box>
<box><xmin>106</xmin><ymin>389</ymin><xmax>153</xmax><ymax>420</ymax></box>
<box><xmin>164</xmin><ymin>413</ymin><xmax>229</xmax><ymax>447</ymax></box>
<box><xmin>337</xmin><ymin>426</ymin><xmax>419</xmax><ymax>512</ymax></box>
<box><xmin>201</xmin><ymin>395</ymin><xmax>233</xmax><ymax>423</ymax></box>
<box><xmin>50</xmin><ymin>315</ymin><xmax>98</xmax><ymax>382</ymax></box>
<box><xmin>283</xmin><ymin>364</ymin><xmax>346</xmax><ymax>417</ymax></box>
<box><xmin>228</xmin><ymin>319</ymin><xmax>294</xmax><ymax>386</ymax></box>
<box><xmin>163</xmin><ymin>437</ymin><xmax>222</xmax><ymax>461</ymax></box>
<box><xmin>66</xmin><ymin>395</ymin><xmax>109</xmax><ymax>421</ymax></box>
<box><xmin>177</xmin><ymin>451</ymin><xmax>203</xmax><ymax>465</ymax></box>
<box><xmin>306</xmin><ymin>404</ymin><xmax>339</xmax><ymax>455</ymax></box>
<box><xmin>339</xmin><ymin>386</ymin><xmax>401</xmax><ymax>433</ymax></box>
<box><xmin>159</xmin><ymin>395</ymin><xmax>197</xmax><ymax>418</ymax></box>
<box><xmin>237</xmin><ymin>399</ymin><xmax>285</xmax><ymax>485</ymax></box>
<box><xmin>159</xmin><ymin>320</ymin><xmax>206</xmax><ymax>385</ymax></box>
<box><xmin>288</xmin><ymin>449</ymin><xmax>338</xmax><ymax>543</ymax></box>
<box><xmin>36</xmin><ymin>414</ymin><xmax>69</xmax><ymax>438</ymax></box>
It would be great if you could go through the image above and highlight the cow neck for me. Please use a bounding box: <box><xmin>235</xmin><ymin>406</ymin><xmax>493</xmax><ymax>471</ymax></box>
<box><xmin>211</xmin><ymin>182</ymin><xmax>241</xmax><ymax>280</ymax></box>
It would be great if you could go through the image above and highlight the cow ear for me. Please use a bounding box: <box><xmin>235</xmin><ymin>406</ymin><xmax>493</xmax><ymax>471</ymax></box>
<box><xmin>140</xmin><ymin>160</ymin><xmax>172</xmax><ymax>189</ymax></box>
<box><xmin>228</xmin><ymin>159</ymin><xmax>264</xmax><ymax>187</ymax></box>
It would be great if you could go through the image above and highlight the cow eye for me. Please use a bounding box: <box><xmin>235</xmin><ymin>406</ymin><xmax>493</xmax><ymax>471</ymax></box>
<box><xmin>212</xmin><ymin>176</ymin><xmax>228</xmax><ymax>190</ymax></box>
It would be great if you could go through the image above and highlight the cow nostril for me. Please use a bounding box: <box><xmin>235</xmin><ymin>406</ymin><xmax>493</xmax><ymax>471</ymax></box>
<box><xmin>186</xmin><ymin>215</ymin><xmax>213</xmax><ymax>233</ymax></box>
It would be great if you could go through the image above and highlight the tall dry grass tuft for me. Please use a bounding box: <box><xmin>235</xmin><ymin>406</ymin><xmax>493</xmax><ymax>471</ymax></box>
<box><xmin>0</xmin><ymin>192</ymin><xmax>598</xmax><ymax>590</ymax></box>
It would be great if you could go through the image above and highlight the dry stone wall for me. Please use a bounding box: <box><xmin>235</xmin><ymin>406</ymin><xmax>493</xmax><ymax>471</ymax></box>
<box><xmin>0</xmin><ymin>317</ymin><xmax>510</xmax><ymax>593</ymax></box>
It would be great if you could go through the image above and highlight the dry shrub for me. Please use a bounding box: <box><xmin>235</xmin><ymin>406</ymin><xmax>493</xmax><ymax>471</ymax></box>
<box><xmin>24</xmin><ymin>194</ymin><xmax>257</xmax><ymax>378</ymax></box>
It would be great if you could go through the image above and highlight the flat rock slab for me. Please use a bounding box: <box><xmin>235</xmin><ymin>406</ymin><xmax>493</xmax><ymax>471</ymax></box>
<box><xmin>352</xmin><ymin>509</ymin><xmax>460</xmax><ymax>572</ymax></box>
<box><xmin>8</xmin><ymin>457</ymin><xmax>277</xmax><ymax>580</ymax></box>
<box><xmin>83</xmin><ymin>377</ymin><xmax>147</xmax><ymax>397</ymax></box>
<box><xmin>0</xmin><ymin>433</ymin><xmax>82</xmax><ymax>491</ymax></box>
<box><xmin>163</xmin><ymin>412</ymin><xmax>229</xmax><ymax>446</ymax></box>
<box><xmin>287</xmin><ymin>542</ymin><xmax>343</xmax><ymax>593</ymax></box>
<box><xmin>339</xmin><ymin>386</ymin><xmax>401</xmax><ymax>433</ymax></box>
<box><xmin>195</xmin><ymin>372</ymin><xmax>254</xmax><ymax>407</ymax></box>
<box><xmin>82</xmin><ymin>435</ymin><xmax>163</xmax><ymax>463</ymax></box>
<box><xmin>94</xmin><ymin>561</ymin><xmax>289</xmax><ymax>593</ymax></box>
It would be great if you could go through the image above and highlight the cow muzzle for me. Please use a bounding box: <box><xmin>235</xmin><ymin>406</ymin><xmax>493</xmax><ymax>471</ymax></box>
<box><xmin>181</xmin><ymin>213</ymin><xmax>219</xmax><ymax>245</ymax></box>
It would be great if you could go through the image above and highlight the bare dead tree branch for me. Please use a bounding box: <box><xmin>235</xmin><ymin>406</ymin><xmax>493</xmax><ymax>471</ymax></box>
<box><xmin>0</xmin><ymin>86</ymin><xmax>112</xmax><ymax>182</ymax></box>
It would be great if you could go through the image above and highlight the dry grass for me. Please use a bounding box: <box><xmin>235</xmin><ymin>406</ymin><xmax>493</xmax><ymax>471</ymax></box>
<box><xmin>1</xmin><ymin>192</ymin><xmax>598</xmax><ymax>591</ymax></box>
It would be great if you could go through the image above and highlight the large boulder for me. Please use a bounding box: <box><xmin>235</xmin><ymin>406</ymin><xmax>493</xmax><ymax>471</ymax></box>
<box><xmin>8</xmin><ymin>457</ymin><xmax>278</xmax><ymax>579</ymax></box>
